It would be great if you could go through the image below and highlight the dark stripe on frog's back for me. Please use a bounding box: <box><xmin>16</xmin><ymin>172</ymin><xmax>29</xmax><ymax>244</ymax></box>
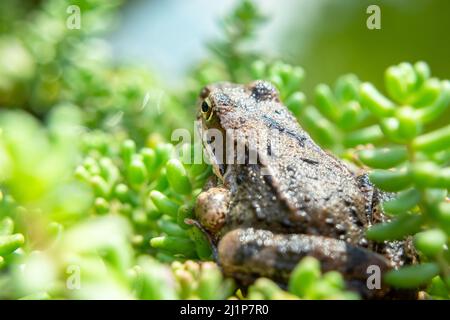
<box><xmin>261</xmin><ymin>113</ymin><xmax>325</xmax><ymax>160</ymax></box>
<box><xmin>262</xmin><ymin>115</ymin><xmax>308</xmax><ymax>147</ymax></box>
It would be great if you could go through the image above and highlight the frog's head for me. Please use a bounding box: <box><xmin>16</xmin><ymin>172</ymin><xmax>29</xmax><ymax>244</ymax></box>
<box><xmin>197</xmin><ymin>80</ymin><xmax>279</xmax><ymax>124</ymax></box>
<box><xmin>196</xmin><ymin>80</ymin><xmax>280</xmax><ymax>179</ymax></box>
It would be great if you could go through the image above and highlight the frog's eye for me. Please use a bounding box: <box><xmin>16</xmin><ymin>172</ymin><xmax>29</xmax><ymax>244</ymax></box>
<box><xmin>201</xmin><ymin>98</ymin><xmax>214</xmax><ymax>121</ymax></box>
<box><xmin>201</xmin><ymin>101</ymin><xmax>210</xmax><ymax>113</ymax></box>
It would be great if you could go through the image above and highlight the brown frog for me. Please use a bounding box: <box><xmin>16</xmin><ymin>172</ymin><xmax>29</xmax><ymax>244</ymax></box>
<box><xmin>194</xmin><ymin>80</ymin><xmax>417</xmax><ymax>299</ymax></box>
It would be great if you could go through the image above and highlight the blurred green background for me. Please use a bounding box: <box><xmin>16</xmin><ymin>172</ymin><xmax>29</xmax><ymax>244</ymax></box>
<box><xmin>108</xmin><ymin>0</ymin><xmax>450</xmax><ymax>93</ymax></box>
<box><xmin>2</xmin><ymin>0</ymin><xmax>450</xmax><ymax>106</ymax></box>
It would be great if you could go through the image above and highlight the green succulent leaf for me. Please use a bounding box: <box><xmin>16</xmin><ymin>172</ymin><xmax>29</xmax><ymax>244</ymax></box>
<box><xmin>358</xmin><ymin>147</ymin><xmax>408</xmax><ymax>169</ymax></box>
<box><xmin>384</xmin><ymin>263</ymin><xmax>440</xmax><ymax>289</ymax></box>
<box><xmin>381</xmin><ymin>188</ymin><xmax>421</xmax><ymax>215</ymax></box>
<box><xmin>369</xmin><ymin>167</ymin><xmax>412</xmax><ymax>192</ymax></box>
<box><xmin>414</xmin><ymin>229</ymin><xmax>447</xmax><ymax>257</ymax></box>
<box><xmin>366</xmin><ymin>213</ymin><xmax>424</xmax><ymax>241</ymax></box>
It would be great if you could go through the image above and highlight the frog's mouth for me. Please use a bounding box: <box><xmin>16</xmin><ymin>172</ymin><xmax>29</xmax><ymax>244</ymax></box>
<box><xmin>196</xmin><ymin>117</ymin><xmax>227</xmax><ymax>181</ymax></box>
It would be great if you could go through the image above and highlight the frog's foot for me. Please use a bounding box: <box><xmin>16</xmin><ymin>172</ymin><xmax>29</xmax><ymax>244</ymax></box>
<box><xmin>195</xmin><ymin>187</ymin><xmax>230</xmax><ymax>235</ymax></box>
<box><xmin>218</xmin><ymin>228</ymin><xmax>394</xmax><ymax>299</ymax></box>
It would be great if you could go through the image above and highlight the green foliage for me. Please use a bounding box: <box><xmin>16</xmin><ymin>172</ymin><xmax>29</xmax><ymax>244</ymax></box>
<box><xmin>251</xmin><ymin>60</ymin><xmax>306</xmax><ymax>115</ymax></box>
<box><xmin>0</xmin><ymin>0</ymin><xmax>449</xmax><ymax>300</ymax></box>
<box><xmin>0</xmin><ymin>0</ymin><xmax>189</xmax><ymax>144</ymax></box>
<box><xmin>287</xmin><ymin>257</ymin><xmax>359</xmax><ymax>300</ymax></box>
<box><xmin>171</xmin><ymin>260</ymin><xmax>234</xmax><ymax>299</ymax></box>
<box><xmin>189</xmin><ymin>0</ymin><xmax>265</xmax><ymax>94</ymax></box>
<box><xmin>0</xmin><ymin>217</ymin><xmax>24</xmax><ymax>267</ymax></box>
<box><xmin>353</xmin><ymin>62</ymin><xmax>449</xmax><ymax>297</ymax></box>
<box><xmin>77</xmin><ymin>135</ymin><xmax>214</xmax><ymax>261</ymax></box>
<box><xmin>208</xmin><ymin>0</ymin><xmax>265</xmax><ymax>82</ymax></box>
<box><xmin>246</xmin><ymin>257</ymin><xmax>358</xmax><ymax>300</ymax></box>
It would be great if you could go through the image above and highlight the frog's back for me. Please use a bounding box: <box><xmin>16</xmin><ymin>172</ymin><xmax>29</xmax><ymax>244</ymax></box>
<box><xmin>220</xmin><ymin>81</ymin><xmax>369</xmax><ymax>244</ymax></box>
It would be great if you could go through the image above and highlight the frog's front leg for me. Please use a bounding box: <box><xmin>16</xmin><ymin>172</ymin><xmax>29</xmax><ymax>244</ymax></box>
<box><xmin>195</xmin><ymin>186</ymin><xmax>231</xmax><ymax>239</ymax></box>
<box><xmin>218</xmin><ymin>228</ymin><xmax>393</xmax><ymax>299</ymax></box>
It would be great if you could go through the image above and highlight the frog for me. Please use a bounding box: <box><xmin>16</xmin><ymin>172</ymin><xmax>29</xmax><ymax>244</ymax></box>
<box><xmin>193</xmin><ymin>80</ymin><xmax>417</xmax><ymax>299</ymax></box>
